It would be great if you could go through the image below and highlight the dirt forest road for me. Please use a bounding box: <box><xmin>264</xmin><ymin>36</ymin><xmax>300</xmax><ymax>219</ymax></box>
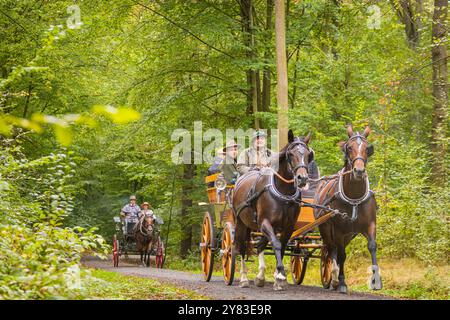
<box><xmin>83</xmin><ymin>257</ymin><xmax>394</xmax><ymax>300</ymax></box>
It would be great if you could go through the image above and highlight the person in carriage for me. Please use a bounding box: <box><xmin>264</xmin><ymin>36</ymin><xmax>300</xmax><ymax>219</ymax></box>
<box><xmin>219</xmin><ymin>139</ymin><xmax>240</xmax><ymax>185</ymax></box>
<box><xmin>139</xmin><ymin>201</ymin><xmax>154</xmax><ymax>219</ymax></box>
<box><xmin>120</xmin><ymin>195</ymin><xmax>141</xmax><ymax>238</ymax></box>
<box><xmin>236</xmin><ymin>130</ymin><xmax>274</xmax><ymax>175</ymax></box>
<box><xmin>207</xmin><ymin>148</ymin><xmax>225</xmax><ymax>176</ymax></box>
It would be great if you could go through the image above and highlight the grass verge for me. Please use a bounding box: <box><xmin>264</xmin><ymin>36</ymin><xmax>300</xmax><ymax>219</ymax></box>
<box><xmin>81</xmin><ymin>268</ymin><xmax>208</xmax><ymax>300</ymax></box>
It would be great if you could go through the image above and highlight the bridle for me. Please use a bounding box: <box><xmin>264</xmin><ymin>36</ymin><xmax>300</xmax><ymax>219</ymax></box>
<box><xmin>138</xmin><ymin>216</ymin><xmax>153</xmax><ymax>238</ymax></box>
<box><xmin>285</xmin><ymin>140</ymin><xmax>310</xmax><ymax>178</ymax></box>
<box><xmin>344</xmin><ymin>133</ymin><xmax>368</xmax><ymax>168</ymax></box>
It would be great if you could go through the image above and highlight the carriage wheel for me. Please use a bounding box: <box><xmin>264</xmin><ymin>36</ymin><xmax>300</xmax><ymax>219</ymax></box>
<box><xmin>112</xmin><ymin>235</ymin><xmax>119</xmax><ymax>267</ymax></box>
<box><xmin>200</xmin><ymin>212</ymin><xmax>215</xmax><ymax>282</ymax></box>
<box><xmin>221</xmin><ymin>222</ymin><xmax>235</xmax><ymax>285</ymax></box>
<box><xmin>320</xmin><ymin>247</ymin><xmax>333</xmax><ymax>289</ymax></box>
<box><xmin>290</xmin><ymin>254</ymin><xmax>308</xmax><ymax>285</ymax></box>
<box><xmin>155</xmin><ymin>236</ymin><xmax>165</xmax><ymax>269</ymax></box>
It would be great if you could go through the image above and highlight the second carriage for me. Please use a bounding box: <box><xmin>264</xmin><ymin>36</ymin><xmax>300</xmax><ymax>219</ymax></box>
<box><xmin>112</xmin><ymin>215</ymin><xmax>166</xmax><ymax>268</ymax></box>
<box><xmin>199</xmin><ymin>173</ymin><xmax>334</xmax><ymax>288</ymax></box>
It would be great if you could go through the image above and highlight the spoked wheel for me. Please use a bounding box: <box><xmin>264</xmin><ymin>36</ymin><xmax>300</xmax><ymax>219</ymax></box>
<box><xmin>155</xmin><ymin>236</ymin><xmax>165</xmax><ymax>269</ymax></box>
<box><xmin>112</xmin><ymin>235</ymin><xmax>119</xmax><ymax>267</ymax></box>
<box><xmin>200</xmin><ymin>212</ymin><xmax>215</xmax><ymax>281</ymax></box>
<box><xmin>320</xmin><ymin>247</ymin><xmax>333</xmax><ymax>289</ymax></box>
<box><xmin>221</xmin><ymin>222</ymin><xmax>235</xmax><ymax>285</ymax></box>
<box><xmin>290</xmin><ymin>254</ymin><xmax>308</xmax><ymax>285</ymax></box>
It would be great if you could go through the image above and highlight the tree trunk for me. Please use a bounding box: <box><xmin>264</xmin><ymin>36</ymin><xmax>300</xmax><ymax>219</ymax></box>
<box><xmin>275</xmin><ymin>0</ymin><xmax>288</xmax><ymax>150</ymax></box>
<box><xmin>391</xmin><ymin>0</ymin><xmax>422</xmax><ymax>49</ymax></box>
<box><xmin>430</xmin><ymin>0</ymin><xmax>448</xmax><ymax>185</ymax></box>
<box><xmin>240</xmin><ymin>0</ymin><xmax>260</xmax><ymax>129</ymax></box>
<box><xmin>262</xmin><ymin>0</ymin><xmax>273</xmax><ymax>114</ymax></box>
<box><xmin>180</xmin><ymin>162</ymin><xmax>194</xmax><ymax>258</ymax></box>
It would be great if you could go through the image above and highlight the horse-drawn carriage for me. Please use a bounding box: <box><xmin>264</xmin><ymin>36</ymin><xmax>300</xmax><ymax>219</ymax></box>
<box><xmin>112</xmin><ymin>215</ymin><xmax>165</xmax><ymax>268</ymax></box>
<box><xmin>200</xmin><ymin>172</ymin><xmax>334</xmax><ymax>287</ymax></box>
<box><xmin>200</xmin><ymin>127</ymin><xmax>382</xmax><ymax>293</ymax></box>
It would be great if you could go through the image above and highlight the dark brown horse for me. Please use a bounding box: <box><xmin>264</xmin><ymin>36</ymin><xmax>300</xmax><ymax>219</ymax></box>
<box><xmin>134</xmin><ymin>215</ymin><xmax>154</xmax><ymax>267</ymax></box>
<box><xmin>314</xmin><ymin>125</ymin><xmax>382</xmax><ymax>293</ymax></box>
<box><xmin>232</xmin><ymin>130</ymin><xmax>314</xmax><ymax>290</ymax></box>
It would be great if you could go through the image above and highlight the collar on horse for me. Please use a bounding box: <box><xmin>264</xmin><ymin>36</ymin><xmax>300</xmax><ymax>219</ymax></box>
<box><xmin>336</xmin><ymin>168</ymin><xmax>372</xmax><ymax>221</ymax></box>
<box><xmin>320</xmin><ymin>169</ymin><xmax>373</xmax><ymax>221</ymax></box>
<box><xmin>234</xmin><ymin>168</ymin><xmax>302</xmax><ymax>219</ymax></box>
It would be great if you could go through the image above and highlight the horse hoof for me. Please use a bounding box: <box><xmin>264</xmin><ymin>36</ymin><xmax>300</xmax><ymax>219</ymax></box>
<box><xmin>273</xmin><ymin>282</ymin><xmax>286</xmax><ymax>291</ymax></box>
<box><xmin>331</xmin><ymin>280</ymin><xmax>339</xmax><ymax>290</ymax></box>
<box><xmin>369</xmin><ymin>266</ymin><xmax>382</xmax><ymax>290</ymax></box>
<box><xmin>273</xmin><ymin>279</ymin><xmax>287</xmax><ymax>291</ymax></box>
<box><xmin>240</xmin><ymin>280</ymin><xmax>250</xmax><ymax>288</ymax></box>
<box><xmin>338</xmin><ymin>285</ymin><xmax>347</xmax><ymax>294</ymax></box>
<box><xmin>369</xmin><ymin>275</ymin><xmax>382</xmax><ymax>290</ymax></box>
<box><xmin>254</xmin><ymin>277</ymin><xmax>265</xmax><ymax>287</ymax></box>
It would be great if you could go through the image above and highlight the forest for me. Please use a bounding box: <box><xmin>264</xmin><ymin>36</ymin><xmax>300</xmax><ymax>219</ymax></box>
<box><xmin>0</xmin><ymin>0</ymin><xmax>448</xmax><ymax>299</ymax></box>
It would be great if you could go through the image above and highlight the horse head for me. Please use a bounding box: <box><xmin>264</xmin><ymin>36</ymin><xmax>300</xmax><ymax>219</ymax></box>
<box><xmin>339</xmin><ymin>124</ymin><xmax>374</xmax><ymax>180</ymax></box>
<box><xmin>141</xmin><ymin>215</ymin><xmax>154</xmax><ymax>236</ymax></box>
<box><xmin>284</xmin><ymin>129</ymin><xmax>314</xmax><ymax>188</ymax></box>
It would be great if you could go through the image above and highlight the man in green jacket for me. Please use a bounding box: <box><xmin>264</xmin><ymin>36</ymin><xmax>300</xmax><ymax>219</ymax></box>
<box><xmin>219</xmin><ymin>139</ymin><xmax>240</xmax><ymax>184</ymax></box>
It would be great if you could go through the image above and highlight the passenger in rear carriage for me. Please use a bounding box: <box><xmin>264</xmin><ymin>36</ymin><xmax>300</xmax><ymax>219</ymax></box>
<box><xmin>120</xmin><ymin>195</ymin><xmax>141</xmax><ymax>235</ymax></box>
<box><xmin>219</xmin><ymin>139</ymin><xmax>240</xmax><ymax>185</ymax></box>
<box><xmin>139</xmin><ymin>202</ymin><xmax>154</xmax><ymax>220</ymax></box>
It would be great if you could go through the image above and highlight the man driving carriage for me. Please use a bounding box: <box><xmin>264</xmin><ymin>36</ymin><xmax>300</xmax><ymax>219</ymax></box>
<box><xmin>120</xmin><ymin>195</ymin><xmax>141</xmax><ymax>238</ymax></box>
<box><xmin>236</xmin><ymin>130</ymin><xmax>274</xmax><ymax>175</ymax></box>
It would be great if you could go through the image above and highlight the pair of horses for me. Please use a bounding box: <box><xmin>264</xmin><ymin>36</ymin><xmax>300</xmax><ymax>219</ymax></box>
<box><xmin>232</xmin><ymin>125</ymin><xmax>382</xmax><ymax>293</ymax></box>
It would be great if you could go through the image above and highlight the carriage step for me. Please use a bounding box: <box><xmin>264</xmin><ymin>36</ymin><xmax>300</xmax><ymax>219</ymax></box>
<box><xmin>298</xmin><ymin>244</ymin><xmax>323</xmax><ymax>249</ymax></box>
<box><xmin>302</xmin><ymin>235</ymin><xmax>321</xmax><ymax>240</ymax></box>
<box><xmin>251</xmin><ymin>232</ymin><xmax>282</xmax><ymax>237</ymax></box>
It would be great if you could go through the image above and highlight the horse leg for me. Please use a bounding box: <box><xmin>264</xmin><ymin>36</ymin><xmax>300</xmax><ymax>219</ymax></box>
<box><xmin>235</xmin><ymin>217</ymin><xmax>250</xmax><ymax>288</ymax></box>
<box><xmin>365</xmin><ymin>222</ymin><xmax>382</xmax><ymax>290</ymax></box>
<box><xmin>330</xmin><ymin>248</ymin><xmax>339</xmax><ymax>290</ymax></box>
<box><xmin>145</xmin><ymin>242</ymin><xmax>150</xmax><ymax>267</ymax></box>
<box><xmin>260</xmin><ymin>219</ymin><xmax>286</xmax><ymax>291</ymax></box>
<box><xmin>239</xmin><ymin>255</ymin><xmax>250</xmax><ymax>288</ymax></box>
<box><xmin>254</xmin><ymin>237</ymin><xmax>268</xmax><ymax>287</ymax></box>
<box><xmin>140</xmin><ymin>251</ymin><xmax>145</xmax><ymax>267</ymax></box>
<box><xmin>336</xmin><ymin>241</ymin><xmax>347</xmax><ymax>294</ymax></box>
<box><xmin>319</xmin><ymin>224</ymin><xmax>339</xmax><ymax>290</ymax></box>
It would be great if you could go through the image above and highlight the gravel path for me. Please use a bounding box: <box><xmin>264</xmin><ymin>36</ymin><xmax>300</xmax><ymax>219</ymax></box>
<box><xmin>82</xmin><ymin>256</ymin><xmax>394</xmax><ymax>300</ymax></box>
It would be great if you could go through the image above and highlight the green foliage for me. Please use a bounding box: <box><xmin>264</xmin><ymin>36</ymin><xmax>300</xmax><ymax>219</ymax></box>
<box><xmin>0</xmin><ymin>145</ymin><xmax>108</xmax><ymax>299</ymax></box>
<box><xmin>0</xmin><ymin>224</ymin><xmax>106</xmax><ymax>299</ymax></box>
